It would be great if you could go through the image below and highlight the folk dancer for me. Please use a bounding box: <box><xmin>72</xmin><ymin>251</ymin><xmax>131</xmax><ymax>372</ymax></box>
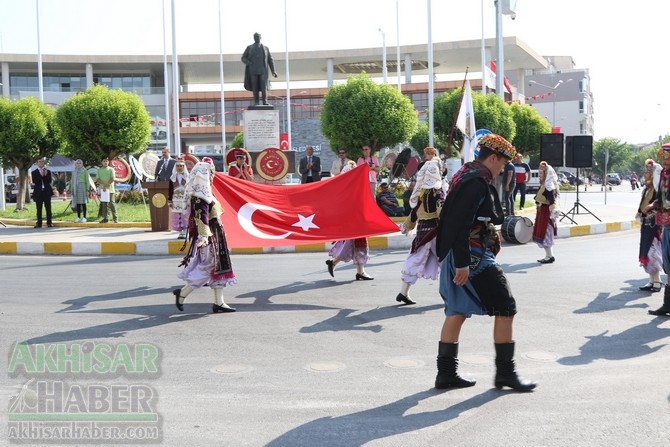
<box><xmin>173</xmin><ymin>158</ymin><xmax>237</xmax><ymax>314</ymax></box>
<box><xmin>168</xmin><ymin>156</ymin><xmax>190</xmax><ymax>239</ymax></box>
<box><xmin>636</xmin><ymin>159</ymin><xmax>663</xmax><ymax>293</ymax></box>
<box><xmin>532</xmin><ymin>161</ymin><xmax>560</xmax><ymax>264</ymax></box>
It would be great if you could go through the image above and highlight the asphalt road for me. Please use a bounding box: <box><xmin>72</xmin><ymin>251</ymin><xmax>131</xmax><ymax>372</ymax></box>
<box><xmin>1</xmin><ymin>229</ymin><xmax>669</xmax><ymax>446</ymax></box>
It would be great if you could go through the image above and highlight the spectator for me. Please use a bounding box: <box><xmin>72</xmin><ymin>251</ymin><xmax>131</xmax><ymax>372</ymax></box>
<box><xmin>376</xmin><ymin>182</ymin><xmax>406</xmax><ymax>217</ymax></box>
<box><xmin>71</xmin><ymin>159</ymin><xmax>93</xmax><ymax>223</ymax></box>
<box><xmin>95</xmin><ymin>157</ymin><xmax>118</xmax><ymax>223</ymax></box>
<box><xmin>298</xmin><ymin>145</ymin><xmax>321</xmax><ymax>183</ymax></box>
<box><xmin>512</xmin><ymin>153</ymin><xmax>531</xmax><ymax>211</ymax></box>
<box><xmin>402</xmin><ymin>180</ymin><xmax>416</xmax><ymax>216</ymax></box>
<box><xmin>357</xmin><ymin>145</ymin><xmax>381</xmax><ymax>197</ymax></box>
<box><xmin>330</xmin><ymin>149</ymin><xmax>351</xmax><ymax>177</ymax></box>
<box><xmin>31</xmin><ymin>157</ymin><xmax>54</xmax><ymax>228</ymax></box>
<box><xmin>502</xmin><ymin>159</ymin><xmax>516</xmax><ymax>216</ymax></box>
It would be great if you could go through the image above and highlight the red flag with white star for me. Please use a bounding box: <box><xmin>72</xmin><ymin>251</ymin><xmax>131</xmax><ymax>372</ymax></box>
<box><xmin>211</xmin><ymin>164</ymin><xmax>400</xmax><ymax>248</ymax></box>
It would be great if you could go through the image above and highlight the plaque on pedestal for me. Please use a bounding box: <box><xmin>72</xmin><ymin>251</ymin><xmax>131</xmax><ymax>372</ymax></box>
<box><xmin>243</xmin><ymin>108</ymin><xmax>280</xmax><ymax>152</ymax></box>
<box><xmin>141</xmin><ymin>181</ymin><xmax>170</xmax><ymax>232</ymax></box>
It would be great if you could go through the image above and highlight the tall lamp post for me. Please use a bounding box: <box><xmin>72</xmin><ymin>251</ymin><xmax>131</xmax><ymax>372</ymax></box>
<box><xmin>528</xmin><ymin>78</ymin><xmax>572</xmax><ymax>130</ymax></box>
<box><xmin>378</xmin><ymin>28</ymin><xmax>388</xmax><ymax>83</ymax></box>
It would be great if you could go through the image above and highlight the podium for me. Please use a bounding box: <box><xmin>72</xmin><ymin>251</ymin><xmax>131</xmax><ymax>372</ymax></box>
<box><xmin>141</xmin><ymin>181</ymin><xmax>170</xmax><ymax>232</ymax></box>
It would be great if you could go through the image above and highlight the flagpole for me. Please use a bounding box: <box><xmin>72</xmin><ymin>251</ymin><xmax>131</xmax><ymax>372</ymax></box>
<box><xmin>35</xmin><ymin>0</ymin><xmax>43</xmax><ymax>102</ymax></box>
<box><xmin>161</xmin><ymin>0</ymin><xmax>172</xmax><ymax>155</ymax></box>
<box><xmin>447</xmin><ymin>67</ymin><xmax>469</xmax><ymax>157</ymax></box>
<box><xmin>481</xmin><ymin>0</ymin><xmax>487</xmax><ymax>93</ymax></box>
<box><xmin>284</xmin><ymin>0</ymin><xmax>292</xmax><ymax>152</ymax></box>
<box><xmin>427</xmin><ymin>0</ymin><xmax>434</xmax><ymax>147</ymax></box>
<box><xmin>218</xmin><ymin>0</ymin><xmax>227</xmax><ymax>172</ymax></box>
<box><xmin>170</xmin><ymin>0</ymin><xmax>181</xmax><ymax>155</ymax></box>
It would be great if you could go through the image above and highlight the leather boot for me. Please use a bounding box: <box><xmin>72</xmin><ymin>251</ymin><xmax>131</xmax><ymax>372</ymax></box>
<box><xmin>494</xmin><ymin>342</ymin><xmax>536</xmax><ymax>392</ymax></box>
<box><xmin>435</xmin><ymin>342</ymin><xmax>476</xmax><ymax>389</ymax></box>
<box><xmin>648</xmin><ymin>285</ymin><xmax>670</xmax><ymax>316</ymax></box>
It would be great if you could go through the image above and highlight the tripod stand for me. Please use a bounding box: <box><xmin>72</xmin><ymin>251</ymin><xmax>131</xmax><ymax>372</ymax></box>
<box><xmin>561</xmin><ymin>167</ymin><xmax>601</xmax><ymax>223</ymax></box>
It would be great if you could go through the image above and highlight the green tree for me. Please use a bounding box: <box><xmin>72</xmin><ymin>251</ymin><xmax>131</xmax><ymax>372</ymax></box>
<box><xmin>0</xmin><ymin>97</ymin><xmax>60</xmax><ymax>211</ymax></box>
<box><xmin>320</xmin><ymin>73</ymin><xmax>417</xmax><ymax>158</ymax></box>
<box><xmin>56</xmin><ymin>84</ymin><xmax>151</xmax><ymax>165</ymax></box>
<box><xmin>433</xmin><ymin>88</ymin><xmax>516</xmax><ymax>157</ymax></box>
<box><xmin>508</xmin><ymin>102</ymin><xmax>551</xmax><ymax>159</ymax></box>
<box><xmin>230</xmin><ymin>132</ymin><xmax>244</xmax><ymax>149</ymax></box>
<box><xmin>409</xmin><ymin>122</ymin><xmax>448</xmax><ymax>156</ymax></box>
<box><xmin>593</xmin><ymin>137</ymin><xmax>632</xmax><ymax>178</ymax></box>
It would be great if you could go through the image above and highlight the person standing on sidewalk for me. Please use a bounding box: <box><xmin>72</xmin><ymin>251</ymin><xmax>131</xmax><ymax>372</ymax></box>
<box><xmin>502</xmin><ymin>158</ymin><xmax>516</xmax><ymax>216</ymax></box>
<box><xmin>31</xmin><ymin>157</ymin><xmax>54</xmax><ymax>228</ymax></box>
<box><xmin>644</xmin><ymin>146</ymin><xmax>670</xmax><ymax>316</ymax></box>
<box><xmin>636</xmin><ymin>159</ymin><xmax>663</xmax><ymax>293</ymax></box>
<box><xmin>434</xmin><ymin>133</ymin><xmax>536</xmax><ymax>392</ymax></box>
<box><xmin>95</xmin><ymin>157</ymin><xmax>118</xmax><ymax>223</ymax></box>
<box><xmin>512</xmin><ymin>153</ymin><xmax>531</xmax><ymax>211</ymax></box>
<box><xmin>173</xmin><ymin>158</ymin><xmax>237</xmax><ymax>314</ymax></box>
<box><xmin>71</xmin><ymin>159</ymin><xmax>93</xmax><ymax>223</ymax></box>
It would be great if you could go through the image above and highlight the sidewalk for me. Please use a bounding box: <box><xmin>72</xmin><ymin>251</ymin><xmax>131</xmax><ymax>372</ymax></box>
<box><xmin>0</xmin><ymin>189</ymin><xmax>641</xmax><ymax>256</ymax></box>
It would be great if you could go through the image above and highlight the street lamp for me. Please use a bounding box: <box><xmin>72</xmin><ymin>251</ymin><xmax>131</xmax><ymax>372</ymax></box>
<box><xmin>528</xmin><ymin>78</ymin><xmax>573</xmax><ymax>129</ymax></box>
<box><xmin>378</xmin><ymin>28</ymin><xmax>388</xmax><ymax>83</ymax></box>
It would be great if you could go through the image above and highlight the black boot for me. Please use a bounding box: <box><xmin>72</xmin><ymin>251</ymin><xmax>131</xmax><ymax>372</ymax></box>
<box><xmin>494</xmin><ymin>342</ymin><xmax>536</xmax><ymax>392</ymax></box>
<box><xmin>648</xmin><ymin>285</ymin><xmax>670</xmax><ymax>316</ymax></box>
<box><xmin>435</xmin><ymin>342</ymin><xmax>476</xmax><ymax>389</ymax></box>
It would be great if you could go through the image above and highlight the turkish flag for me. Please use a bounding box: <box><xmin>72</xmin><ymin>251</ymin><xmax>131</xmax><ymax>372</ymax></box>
<box><xmin>489</xmin><ymin>61</ymin><xmax>512</xmax><ymax>94</ymax></box>
<box><xmin>211</xmin><ymin>164</ymin><xmax>400</xmax><ymax>249</ymax></box>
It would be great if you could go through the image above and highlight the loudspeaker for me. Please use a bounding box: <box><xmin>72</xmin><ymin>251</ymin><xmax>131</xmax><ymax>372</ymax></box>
<box><xmin>540</xmin><ymin>133</ymin><xmax>564</xmax><ymax>167</ymax></box>
<box><xmin>565</xmin><ymin>135</ymin><xmax>593</xmax><ymax>168</ymax></box>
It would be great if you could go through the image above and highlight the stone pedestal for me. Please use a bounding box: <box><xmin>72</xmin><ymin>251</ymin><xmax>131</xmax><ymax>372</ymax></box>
<box><xmin>243</xmin><ymin>107</ymin><xmax>280</xmax><ymax>152</ymax></box>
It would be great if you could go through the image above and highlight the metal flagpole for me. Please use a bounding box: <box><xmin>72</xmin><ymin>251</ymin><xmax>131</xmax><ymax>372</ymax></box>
<box><xmin>427</xmin><ymin>0</ymin><xmax>434</xmax><ymax>147</ymax></box>
<box><xmin>170</xmin><ymin>0</ymin><xmax>181</xmax><ymax>155</ymax></box>
<box><xmin>218</xmin><ymin>0</ymin><xmax>227</xmax><ymax>172</ymax></box>
<box><xmin>161</xmin><ymin>0</ymin><xmax>172</xmax><ymax>155</ymax></box>
<box><xmin>284</xmin><ymin>0</ymin><xmax>292</xmax><ymax>152</ymax></box>
<box><xmin>36</xmin><ymin>0</ymin><xmax>43</xmax><ymax>102</ymax></box>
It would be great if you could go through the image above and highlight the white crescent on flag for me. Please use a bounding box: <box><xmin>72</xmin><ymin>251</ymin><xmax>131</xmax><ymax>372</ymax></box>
<box><xmin>237</xmin><ymin>203</ymin><xmax>293</xmax><ymax>239</ymax></box>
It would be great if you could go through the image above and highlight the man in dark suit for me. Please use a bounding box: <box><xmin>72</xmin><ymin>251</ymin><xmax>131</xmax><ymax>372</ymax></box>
<box><xmin>241</xmin><ymin>32</ymin><xmax>278</xmax><ymax>105</ymax></box>
<box><xmin>298</xmin><ymin>146</ymin><xmax>321</xmax><ymax>183</ymax></box>
<box><xmin>31</xmin><ymin>157</ymin><xmax>54</xmax><ymax>228</ymax></box>
<box><xmin>154</xmin><ymin>147</ymin><xmax>175</xmax><ymax>182</ymax></box>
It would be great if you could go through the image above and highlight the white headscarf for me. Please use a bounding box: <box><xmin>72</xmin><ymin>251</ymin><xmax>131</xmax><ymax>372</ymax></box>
<box><xmin>185</xmin><ymin>161</ymin><xmax>215</xmax><ymax>203</ymax></box>
<box><xmin>170</xmin><ymin>159</ymin><xmax>189</xmax><ymax>183</ymax></box>
<box><xmin>541</xmin><ymin>162</ymin><xmax>560</xmax><ymax>192</ymax></box>
<box><xmin>340</xmin><ymin>160</ymin><xmax>357</xmax><ymax>174</ymax></box>
<box><xmin>409</xmin><ymin>160</ymin><xmax>442</xmax><ymax>208</ymax></box>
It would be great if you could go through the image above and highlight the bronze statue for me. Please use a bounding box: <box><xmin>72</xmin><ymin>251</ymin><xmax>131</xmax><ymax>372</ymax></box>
<box><xmin>241</xmin><ymin>32</ymin><xmax>278</xmax><ymax>105</ymax></box>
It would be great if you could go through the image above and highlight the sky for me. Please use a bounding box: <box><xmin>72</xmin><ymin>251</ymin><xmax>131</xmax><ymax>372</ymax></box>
<box><xmin>1</xmin><ymin>0</ymin><xmax>669</xmax><ymax>145</ymax></box>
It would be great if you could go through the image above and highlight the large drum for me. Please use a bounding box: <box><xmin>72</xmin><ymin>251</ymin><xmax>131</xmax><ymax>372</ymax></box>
<box><xmin>501</xmin><ymin>216</ymin><xmax>534</xmax><ymax>244</ymax></box>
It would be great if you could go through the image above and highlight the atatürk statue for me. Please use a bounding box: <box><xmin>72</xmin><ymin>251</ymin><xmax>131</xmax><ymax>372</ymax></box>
<box><xmin>241</xmin><ymin>32</ymin><xmax>278</xmax><ymax>106</ymax></box>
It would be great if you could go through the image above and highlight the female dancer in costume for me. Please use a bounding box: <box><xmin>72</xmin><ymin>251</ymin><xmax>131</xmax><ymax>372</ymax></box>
<box><xmin>395</xmin><ymin>158</ymin><xmax>445</xmax><ymax>305</ymax></box>
<box><xmin>173</xmin><ymin>158</ymin><xmax>237</xmax><ymax>313</ymax></box>
<box><xmin>532</xmin><ymin>161</ymin><xmax>560</xmax><ymax>264</ymax></box>
<box><xmin>636</xmin><ymin>159</ymin><xmax>663</xmax><ymax>292</ymax></box>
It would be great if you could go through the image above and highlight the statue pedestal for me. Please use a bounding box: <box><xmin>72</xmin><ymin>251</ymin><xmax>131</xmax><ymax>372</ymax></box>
<box><xmin>243</xmin><ymin>108</ymin><xmax>280</xmax><ymax>151</ymax></box>
<box><xmin>141</xmin><ymin>181</ymin><xmax>170</xmax><ymax>232</ymax></box>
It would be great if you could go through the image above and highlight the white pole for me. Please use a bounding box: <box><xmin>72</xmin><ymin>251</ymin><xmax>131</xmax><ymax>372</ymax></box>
<box><xmin>285</xmin><ymin>0</ymin><xmax>292</xmax><ymax>151</ymax></box>
<box><xmin>396</xmin><ymin>0</ymin><xmax>401</xmax><ymax>91</ymax></box>
<box><xmin>161</xmin><ymin>0</ymin><xmax>172</xmax><ymax>155</ymax></box>
<box><xmin>481</xmin><ymin>0</ymin><xmax>487</xmax><ymax>93</ymax></box>
<box><xmin>494</xmin><ymin>0</ymin><xmax>504</xmax><ymax>100</ymax></box>
<box><xmin>218</xmin><ymin>0</ymin><xmax>226</xmax><ymax>171</ymax></box>
<box><xmin>427</xmin><ymin>0</ymin><xmax>434</xmax><ymax>147</ymax></box>
<box><xmin>379</xmin><ymin>29</ymin><xmax>387</xmax><ymax>84</ymax></box>
<box><xmin>170</xmin><ymin>0</ymin><xmax>181</xmax><ymax>155</ymax></box>
<box><xmin>35</xmin><ymin>0</ymin><xmax>43</xmax><ymax>102</ymax></box>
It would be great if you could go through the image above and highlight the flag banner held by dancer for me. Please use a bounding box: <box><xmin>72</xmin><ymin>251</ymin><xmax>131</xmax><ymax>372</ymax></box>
<box><xmin>212</xmin><ymin>164</ymin><xmax>400</xmax><ymax>248</ymax></box>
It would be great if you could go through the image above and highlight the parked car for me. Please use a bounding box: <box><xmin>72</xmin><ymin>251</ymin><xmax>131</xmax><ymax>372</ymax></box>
<box><xmin>559</xmin><ymin>171</ymin><xmax>583</xmax><ymax>186</ymax></box>
<box><xmin>606</xmin><ymin>173</ymin><xmax>622</xmax><ymax>185</ymax></box>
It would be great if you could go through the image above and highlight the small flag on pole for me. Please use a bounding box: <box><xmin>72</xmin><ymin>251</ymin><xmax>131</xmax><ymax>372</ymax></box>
<box><xmin>456</xmin><ymin>80</ymin><xmax>477</xmax><ymax>162</ymax></box>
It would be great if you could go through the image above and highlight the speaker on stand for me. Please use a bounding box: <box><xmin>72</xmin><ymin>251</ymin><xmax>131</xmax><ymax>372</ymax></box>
<box><xmin>539</xmin><ymin>133</ymin><xmax>565</xmax><ymax>167</ymax></box>
<box><xmin>561</xmin><ymin>135</ymin><xmax>600</xmax><ymax>223</ymax></box>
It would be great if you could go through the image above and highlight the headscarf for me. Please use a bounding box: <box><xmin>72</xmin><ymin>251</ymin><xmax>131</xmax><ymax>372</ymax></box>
<box><xmin>185</xmin><ymin>161</ymin><xmax>215</xmax><ymax>203</ymax></box>
<box><xmin>539</xmin><ymin>161</ymin><xmax>560</xmax><ymax>193</ymax></box>
<box><xmin>409</xmin><ymin>159</ymin><xmax>442</xmax><ymax>208</ymax></box>
<box><xmin>644</xmin><ymin>158</ymin><xmax>662</xmax><ymax>189</ymax></box>
<box><xmin>170</xmin><ymin>157</ymin><xmax>190</xmax><ymax>183</ymax></box>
